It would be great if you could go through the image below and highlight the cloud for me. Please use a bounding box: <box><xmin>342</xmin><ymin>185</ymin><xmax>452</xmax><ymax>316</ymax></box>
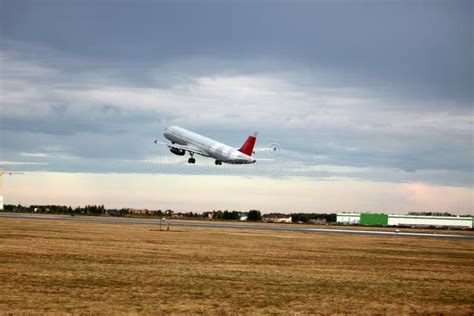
<box><xmin>0</xmin><ymin>161</ymin><xmax>48</xmax><ymax>166</ymax></box>
<box><xmin>20</xmin><ymin>152</ymin><xmax>50</xmax><ymax>158</ymax></box>
<box><xmin>0</xmin><ymin>42</ymin><xmax>472</xmax><ymax>188</ymax></box>
<box><xmin>3</xmin><ymin>172</ymin><xmax>472</xmax><ymax>214</ymax></box>
<box><xmin>1</xmin><ymin>2</ymin><xmax>472</xmax><ymax>213</ymax></box>
<box><xmin>2</xmin><ymin>1</ymin><xmax>471</xmax><ymax>103</ymax></box>
<box><xmin>396</xmin><ymin>183</ymin><xmax>474</xmax><ymax>212</ymax></box>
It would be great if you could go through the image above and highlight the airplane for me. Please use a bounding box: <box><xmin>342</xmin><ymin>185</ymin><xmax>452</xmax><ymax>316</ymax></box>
<box><xmin>154</xmin><ymin>126</ymin><xmax>269</xmax><ymax>165</ymax></box>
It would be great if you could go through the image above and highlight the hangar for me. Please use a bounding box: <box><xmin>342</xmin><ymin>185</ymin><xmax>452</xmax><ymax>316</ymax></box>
<box><xmin>337</xmin><ymin>213</ymin><xmax>473</xmax><ymax>229</ymax></box>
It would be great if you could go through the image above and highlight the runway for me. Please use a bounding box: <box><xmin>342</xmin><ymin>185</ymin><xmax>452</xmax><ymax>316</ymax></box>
<box><xmin>1</xmin><ymin>213</ymin><xmax>473</xmax><ymax>239</ymax></box>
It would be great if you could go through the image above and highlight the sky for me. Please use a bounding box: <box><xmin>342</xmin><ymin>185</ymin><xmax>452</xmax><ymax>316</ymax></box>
<box><xmin>0</xmin><ymin>0</ymin><xmax>472</xmax><ymax>214</ymax></box>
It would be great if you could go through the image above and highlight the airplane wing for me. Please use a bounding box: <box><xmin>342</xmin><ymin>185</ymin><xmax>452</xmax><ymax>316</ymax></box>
<box><xmin>154</xmin><ymin>140</ymin><xmax>205</xmax><ymax>156</ymax></box>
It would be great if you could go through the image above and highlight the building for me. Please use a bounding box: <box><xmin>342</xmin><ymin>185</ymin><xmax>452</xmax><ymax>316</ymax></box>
<box><xmin>0</xmin><ymin>196</ymin><xmax>3</xmax><ymax>211</ymax></box>
<box><xmin>262</xmin><ymin>214</ymin><xmax>292</xmax><ymax>223</ymax></box>
<box><xmin>337</xmin><ymin>213</ymin><xmax>473</xmax><ymax>229</ymax></box>
<box><xmin>387</xmin><ymin>214</ymin><xmax>473</xmax><ymax>228</ymax></box>
<box><xmin>336</xmin><ymin>213</ymin><xmax>360</xmax><ymax>225</ymax></box>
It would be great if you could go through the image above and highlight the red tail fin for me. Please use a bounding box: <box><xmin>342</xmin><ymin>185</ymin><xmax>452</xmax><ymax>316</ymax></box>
<box><xmin>239</xmin><ymin>132</ymin><xmax>257</xmax><ymax>156</ymax></box>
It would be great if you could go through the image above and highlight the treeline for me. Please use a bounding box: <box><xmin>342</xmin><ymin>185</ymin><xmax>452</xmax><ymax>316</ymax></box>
<box><xmin>203</xmin><ymin>210</ymin><xmax>261</xmax><ymax>221</ymax></box>
<box><xmin>3</xmin><ymin>204</ymin><xmax>334</xmax><ymax>224</ymax></box>
<box><xmin>290</xmin><ymin>213</ymin><xmax>336</xmax><ymax>224</ymax></box>
<box><xmin>204</xmin><ymin>210</ymin><xmax>242</xmax><ymax>220</ymax></box>
<box><xmin>3</xmin><ymin>205</ymin><xmax>245</xmax><ymax>219</ymax></box>
<box><xmin>408</xmin><ymin>212</ymin><xmax>455</xmax><ymax>217</ymax></box>
<box><xmin>4</xmin><ymin>204</ymin><xmax>120</xmax><ymax>216</ymax></box>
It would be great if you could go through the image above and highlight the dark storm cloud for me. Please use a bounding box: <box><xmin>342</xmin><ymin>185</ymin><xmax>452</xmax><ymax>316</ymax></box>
<box><xmin>1</xmin><ymin>0</ymin><xmax>472</xmax><ymax>102</ymax></box>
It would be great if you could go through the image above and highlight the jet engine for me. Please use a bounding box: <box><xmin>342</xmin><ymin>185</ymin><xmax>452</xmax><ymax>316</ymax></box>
<box><xmin>170</xmin><ymin>147</ymin><xmax>186</xmax><ymax>156</ymax></box>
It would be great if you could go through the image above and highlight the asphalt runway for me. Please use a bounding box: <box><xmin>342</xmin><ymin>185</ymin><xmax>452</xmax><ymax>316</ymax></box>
<box><xmin>1</xmin><ymin>213</ymin><xmax>473</xmax><ymax>239</ymax></box>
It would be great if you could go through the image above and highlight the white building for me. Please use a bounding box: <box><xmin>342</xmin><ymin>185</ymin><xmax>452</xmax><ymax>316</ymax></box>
<box><xmin>337</xmin><ymin>213</ymin><xmax>473</xmax><ymax>229</ymax></box>
<box><xmin>0</xmin><ymin>196</ymin><xmax>3</xmax><ymax>211</ymax></box>
<box><xmin>388</xmin><ymin>215</ymin><xmax>472</xmax><ymax>228</ymax></box>
<box><xmin>274</xmin><ymin>216</ymin><xmax>292</xmax><ymax>223</ymax></box>
<box><xmin>262</xmin><ymin>215</ymin><xmax>292</xmax><ymax>223</ymax></box>
<box><xmin>336</xmin><ymin>213</ymin><xmax>360</xmax><ymax>225</ymax></box>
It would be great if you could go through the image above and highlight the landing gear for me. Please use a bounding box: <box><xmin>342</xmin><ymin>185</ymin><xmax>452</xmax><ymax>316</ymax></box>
<box><xmin>215</xmin><ymin>160</ymin><xmax>222</xmax><ymax>165</ymax></box>
<box><xmin>188</xmin><ymin>153</ymin><xmax>196</xmax><ymax>164</ymax></box>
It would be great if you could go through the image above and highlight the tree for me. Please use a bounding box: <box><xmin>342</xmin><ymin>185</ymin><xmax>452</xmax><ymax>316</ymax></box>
<box><xmin>290</xmin><ymin>213</ymin><xmax>336</xmax><ymax>223</ymax></box>
<box><xmin>247</xmin><ymin>210</ymin><xmax>261</xmax><ymax>221</ymax></box>
<box><xmin>212</xmin><ymin>210</ymin><xmax>223</xmax><ymax>220</ymax></box>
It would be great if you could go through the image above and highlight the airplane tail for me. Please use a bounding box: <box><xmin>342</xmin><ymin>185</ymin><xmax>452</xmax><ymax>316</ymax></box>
<box><xmin>239</xmin><ymin>132</ymin><xmax>257</xmax><ymax>156</ymax></box>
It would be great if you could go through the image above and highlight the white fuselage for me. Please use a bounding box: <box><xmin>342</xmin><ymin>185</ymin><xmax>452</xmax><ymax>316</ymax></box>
<box><xmin>164</xmin><ymin>126</ymin><xmax>256</xmax><ymax>164</ymax></box>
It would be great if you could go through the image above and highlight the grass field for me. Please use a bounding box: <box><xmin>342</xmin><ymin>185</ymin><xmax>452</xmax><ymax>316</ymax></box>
<box><xmin>1</xmin><ymin>218</ymin><xmax>473</xmax><ymax>314</ymax></box>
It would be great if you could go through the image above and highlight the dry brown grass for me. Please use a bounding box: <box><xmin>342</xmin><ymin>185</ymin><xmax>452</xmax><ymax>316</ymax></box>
<box><xmin>0</xmin><ymin>217</ymin><xmax>473</xmax><ymax>314</ymax></box>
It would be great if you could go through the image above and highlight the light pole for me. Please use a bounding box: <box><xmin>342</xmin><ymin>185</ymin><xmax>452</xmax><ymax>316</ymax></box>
<box><xmin>0</xmin><ymin>167</ymin><xmax>24</xmax><ymax>210</ymax></box>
